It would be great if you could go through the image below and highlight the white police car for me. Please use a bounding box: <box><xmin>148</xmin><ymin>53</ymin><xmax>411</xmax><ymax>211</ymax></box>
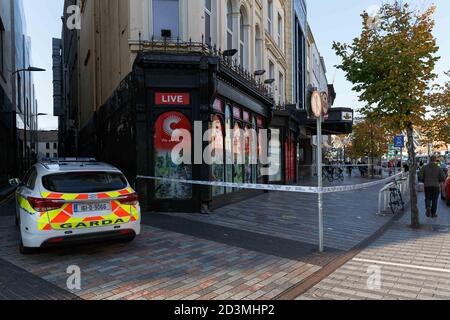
<box><xmin>9</xmin><ymin>158</ymin><xmax>141</xmax><ymax>254</ymax></box>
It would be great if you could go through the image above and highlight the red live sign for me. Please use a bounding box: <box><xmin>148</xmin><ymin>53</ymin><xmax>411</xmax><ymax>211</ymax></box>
<box><xmin>155</xmin><ymin>92</ymin><xmax>190</xmax><ymax>105</ymax></box>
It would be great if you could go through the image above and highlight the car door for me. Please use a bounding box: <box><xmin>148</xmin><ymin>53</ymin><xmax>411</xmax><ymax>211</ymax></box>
<box><xmin>16</xmin><ymin>168</ymin><xmax>38</xmax><ymax>222</ymax></box>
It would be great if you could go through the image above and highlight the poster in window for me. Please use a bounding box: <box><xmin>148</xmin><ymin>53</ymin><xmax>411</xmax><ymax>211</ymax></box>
<box><xmin>211</xmin><ymin>116</ymin><xmax>225</xmax><ymax>196</ymax></box>
<box><xmin>233</xmin><ymin>123</ymin><xmax>243</xmax><ymax>187</ymax></box>
<box><xmin>154</xmin><ymin>112</ymin><xmax>192</xmax><ymax>199</ymax></box>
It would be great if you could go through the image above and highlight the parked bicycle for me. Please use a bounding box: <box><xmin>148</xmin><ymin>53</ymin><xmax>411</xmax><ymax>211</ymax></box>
<box><xmin>322</xmin><ymin>166</ymin><xmax>344</xmax><ymax>183</ymax></box>
<box><xmin>388</xmin><ymin>178</ymin><xmax>406</xmax><ymax>214</ymax></box>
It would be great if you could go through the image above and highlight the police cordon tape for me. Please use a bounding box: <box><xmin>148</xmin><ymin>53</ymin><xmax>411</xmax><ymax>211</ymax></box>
<box><xmin>136</xmin><ymin>172</ymin><xmax>406</xmax><ymax>195</ymax></box>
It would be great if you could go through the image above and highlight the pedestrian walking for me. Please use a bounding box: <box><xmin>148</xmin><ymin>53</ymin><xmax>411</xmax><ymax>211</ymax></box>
<box><xmin>418</xmin><ymin>156</ymin><xmax>446</xmax><ymax>218</ymax></box>
<box><xmin>346</xmin><ymin>161</ymin><xmax>353</xmax><ymax>177</ymax></box>
<box><xmin>403</xmin><ymin>162</ymin><xmax>410</xmax><ymax>173</ymax></box>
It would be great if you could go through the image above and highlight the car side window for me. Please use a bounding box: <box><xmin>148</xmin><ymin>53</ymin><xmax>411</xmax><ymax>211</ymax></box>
<box><xmin>24</xmin><ymin>168</ymin><xmax>37</xmax><ymax>190</ymax></box>
<box><xmin>22</xmin><ymin>169</ymin><xmax>33</xmax><ymax>185</ymax></box>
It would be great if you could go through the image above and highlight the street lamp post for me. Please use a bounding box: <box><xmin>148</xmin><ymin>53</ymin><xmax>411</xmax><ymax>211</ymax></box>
<box><xmin>12</xmin><ymin>66</ymin><xmax>46</xmax><ymax>174</ymax></box>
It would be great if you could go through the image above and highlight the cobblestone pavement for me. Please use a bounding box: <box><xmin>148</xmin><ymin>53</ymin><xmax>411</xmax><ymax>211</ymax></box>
<box><xmin>0</xmin><ymin>214</ymin><xmax>321</xmax><ymax>300</ymax></box>
<box><xmin>299</xmin><ymin>192</ymin><xmax>450</xmax><ymax>300</ymax></box>
<box><xmin>0</xmin><ymin>257</ymin><xmax>80</xmax><ymax>300</ymax></box>
<box><xmin>0</xmin><ymin>175</ymin><xmax>398</xmax><ymax>300</ymax></box>
<box><xmin>165</xmin><ymin>176</ymin><xmax>392</xmax><ymax>251</ymax></box>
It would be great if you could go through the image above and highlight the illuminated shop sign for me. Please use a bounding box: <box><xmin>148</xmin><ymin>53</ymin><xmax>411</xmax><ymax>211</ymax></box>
<box><xmin>155</xmin><ymin>92</ymin><xmax>190</xmax><ymax>105</ymax></box>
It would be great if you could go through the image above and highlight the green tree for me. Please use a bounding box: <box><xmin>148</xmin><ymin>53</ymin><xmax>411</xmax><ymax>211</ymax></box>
<box><xmin>427</xmin><ymin>72</ymin><xmax>450</xmax><ymax>145</ymax></box>
<box><xmin>348</xmin><ymin>119</ymin><xmax>389</xmax><ymax>176</ymax></box>
<box><xmin>333</xmin><ymin>2</ymin><xmax>440</xmax><ymax>228</ymax></box>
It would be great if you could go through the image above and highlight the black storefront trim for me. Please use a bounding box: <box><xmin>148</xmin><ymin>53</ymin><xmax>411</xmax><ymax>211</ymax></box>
<box><xmin>296</xmin><ymin>108</ymin><xmax>354</xmax><ymax>135</ymax></box>
<box><xmin>79</xmin><ymin>51</ymin><xmax>274</xmax><ymax>213</ymax></box>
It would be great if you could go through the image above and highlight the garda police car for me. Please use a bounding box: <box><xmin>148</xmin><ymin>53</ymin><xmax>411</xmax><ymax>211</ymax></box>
<box><xmin>9</xmin><ymin>158</ymin><xmax>141</xmax><ymax>254</ymax></box>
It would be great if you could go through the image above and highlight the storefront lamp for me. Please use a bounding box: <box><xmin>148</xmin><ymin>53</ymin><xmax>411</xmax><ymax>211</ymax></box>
<box><xmin>264</xmin><ymin>79</ymin><xmax>275</xmax><ymax>85</ymax></box>
<box><xmin>254</xmin><ymin>70</ymin><xmax>266</xmax><ymax>76</ymax></box>
<box><xmin>223</xmin><ymin>49</ymin><xmax>238</xmax><ymax>57</ymax></box>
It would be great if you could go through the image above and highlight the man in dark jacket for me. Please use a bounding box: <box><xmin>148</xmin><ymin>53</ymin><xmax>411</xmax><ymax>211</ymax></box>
<box><xmin>419</xmin><ymin>156</ymin><xmax>446</xmax><ymax>218</ymax></box>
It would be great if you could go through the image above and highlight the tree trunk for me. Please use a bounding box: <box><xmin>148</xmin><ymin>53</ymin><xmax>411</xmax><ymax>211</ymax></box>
<box><xmin>406</xmin><ymin>123</ymin><xmax>420</xmax><ymax>228</ymax></box>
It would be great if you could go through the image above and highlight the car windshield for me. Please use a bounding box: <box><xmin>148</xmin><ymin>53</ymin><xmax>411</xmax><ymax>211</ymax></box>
<box><xmin>42</xmin><ymin>172</ymin><xmax>128</xmax><ymax>193</ymax></box>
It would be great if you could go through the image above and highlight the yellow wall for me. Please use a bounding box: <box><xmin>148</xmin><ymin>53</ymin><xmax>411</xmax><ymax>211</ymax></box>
<box><xmin>76</xmin><ymin>0</ymin><xmax>292</xmax><ymax>128</ymax></box>
<box><xmin>78</xmin><ymin>0</ymin><xmax>132</xmax><ymax>129</ymax></box>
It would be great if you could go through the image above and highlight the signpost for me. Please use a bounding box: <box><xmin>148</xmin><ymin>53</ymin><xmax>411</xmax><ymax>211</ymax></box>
<box><xmin>317</xmin><ymin>114</ymin><xmax>324</xmax><ymax>253</ymax></box>
<box><xmin>310</xmin><ymin>89</ymin><xmax>326</xmax><ymax>253</ymax></box>
<box><xmin>394</xmin><ymin>135</ymin><xmax>405</xmax><ymax>171</ymax></box>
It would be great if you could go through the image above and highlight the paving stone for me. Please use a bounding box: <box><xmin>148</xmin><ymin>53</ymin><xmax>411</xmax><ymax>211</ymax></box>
<box><xmin>299</xmin><ymin>193</ymin><xmax>450</xmax><ymax>301</ymax></box>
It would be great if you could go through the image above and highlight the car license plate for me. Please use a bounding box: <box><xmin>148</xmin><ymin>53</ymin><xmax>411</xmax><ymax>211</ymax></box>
<box><xmin>74</xmin><ymin>202</ymin><xmax>111</xmax><ymax>214</ymax></box>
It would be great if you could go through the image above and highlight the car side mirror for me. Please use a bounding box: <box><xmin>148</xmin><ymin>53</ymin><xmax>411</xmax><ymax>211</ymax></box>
<box><xmin>8</xmin><ymin>178</ymin><xmax>22</xmax><ymax>187</ymax></box>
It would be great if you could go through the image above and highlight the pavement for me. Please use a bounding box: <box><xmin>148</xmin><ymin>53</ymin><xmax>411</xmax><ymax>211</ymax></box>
<box><xmin>0</xmin><ymin>173</ymin><xmax>433</xmax><ymax>301</ymax></box>
<box><xmin>160</xmin><ymin>175</ymin><xmax>392</xmax><ymax>251</ymax></box>
<box><xmin>298</xmin><ymin>192</ymin><xmax>450</xmax><ymax>300</ymax></box>
<box><xmin>0</xmin><ymin>185</ymin><xmax>15</xmax><ymax>203</ymax></box>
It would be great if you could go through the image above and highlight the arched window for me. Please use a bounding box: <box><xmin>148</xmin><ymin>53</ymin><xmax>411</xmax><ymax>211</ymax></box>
<box><xmin>226</xmin><ymin>0</ymin><xmax>233</xmax><ymax>50</ymax></box>
<box><xmin>267</xmin><ymin>0</ymin><xmax>273</xmax><ymax>35</ymax></box>
<box><xmin>239</xmin><ymin>7</ymin><xmax>248</xmax><ymax>69</ymax></box>
<box><xmin>205</xmin><ymin>0</ymin><xmax>212</xmax><ymax>45</ymax></box>
<box><xmin>255</xmin><ymin>24</ymin><xmax>263</xmax><ymax>70</ymax></box>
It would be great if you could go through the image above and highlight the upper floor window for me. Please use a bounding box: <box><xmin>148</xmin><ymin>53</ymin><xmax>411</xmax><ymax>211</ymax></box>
<box><xmin>267</xmin><ymin>0</ymin><xmax>273</xmax><ymax>35</ymax></box>
<box><xmin>0</xmin><ymin>18</ymin><xmax>5</xmax><ymax>77</ymax></box>
<box><xmin>277</xmin><ymin>13</ymin><xmax>283</xmax><ymax>49</ymax></box>
<box><xmin>278</xmin><ymin>72</ymin><xmax>285</xmax><ymax>104</ymax></box>
<box><xmin>269</xmin><ymin>60</ymin><xmax>275</xmax><ymax>94</ymax></box>
<box><xmin>205</xmin><ymin>0</ymin><xmax>212</xmax><ymax>45</ymax></box>
<box><xmin>153</xmin><ymin>0</ymin><xmax>179</xmax><ymax>39</ymax></box>
<box><xmin>255</xmin><ymin>25</ymin><xmax>262</xmax><ymax>70</ymax></box>
<box><xmin>239</xmin><ymin>8</ymin><xmax>248</xmax><ymax>69</ymax></box>
<box><xmin>226</xmin><ymin>0</ymin><xmax>233</xmax><ymax>50</ymax></box>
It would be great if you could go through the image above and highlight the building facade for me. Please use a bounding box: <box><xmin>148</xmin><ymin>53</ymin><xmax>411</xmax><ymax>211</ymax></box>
<box><xmin>0</xmin><ymin>0</ymin><xmax>38</xmax><ymax>188</ymax></box>
<box><xmin>55</xmin><ymin>0</ymin><xmax>353</xmax><ymax>211</ymax></box>
<box><xmin>53</xmin><ymin>0</ymin><xmax>80</xmax><ymax>158</ymax></box>
<box><xmin>36</xmin><ymin>130</ymin><xmax>59</xmax><ymax>160</ymax></box>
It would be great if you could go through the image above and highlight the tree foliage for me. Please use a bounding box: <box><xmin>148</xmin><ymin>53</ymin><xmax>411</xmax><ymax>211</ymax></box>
<box><xmin>426</xmin><ymin>72</ymin><xmax>450</xmax><ymax>144</ymax></box>
<box><xmin>333</xmin><ymin>2</ymin><xmax>439</xmax><ymax>130</ymax></box>
<box><xmin>348</xmin><ymin>119</ymin><xmax>389</xmax><ymax>160</ymax></box>
<box><xmin>332</xmin><ymin>1</ymin><xmax>440</xmax><ymax>228</ymax></box>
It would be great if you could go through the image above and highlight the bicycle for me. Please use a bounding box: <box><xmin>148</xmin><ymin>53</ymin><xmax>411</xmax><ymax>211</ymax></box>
<box><xmin>388</xmin><ymin>178</ymin><xmax>406</xmax><ymax>214</ymax></box>
<box><xmin>322</xmin><ymin>166</ymin><xmax>344</xmax><ymax>183</ymax></box>
<box><xmin>322</xmin><ymin>167</ymin><xmax>334</xmax><ymax>183</ymax></box>
<box><xmin>333</xmin><ymin>168</ymin><xmax>345</xmax><ymax>182</ymax></box>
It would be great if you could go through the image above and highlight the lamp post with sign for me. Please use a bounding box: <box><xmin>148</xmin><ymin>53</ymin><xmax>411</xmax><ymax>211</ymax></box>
<box><xmin>310</xmin><ymin>89</ymin><xmax>327</xmax><ymax>252</ymax></box>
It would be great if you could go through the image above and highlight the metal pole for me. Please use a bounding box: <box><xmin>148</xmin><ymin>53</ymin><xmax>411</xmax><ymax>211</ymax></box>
<box><xmin>400</xmin><ymin>147</ymin><xmax>403</xmax><ymax>172</ymax></box>
<box><xmin>23</xmin><ymin>68</ymin><xmax>28</xmax><ymax>173</ymax></box>
<box><xmin>317</xmin><ymin>114</ymin><xmax>324</xmax><ymax>253</ymax></box>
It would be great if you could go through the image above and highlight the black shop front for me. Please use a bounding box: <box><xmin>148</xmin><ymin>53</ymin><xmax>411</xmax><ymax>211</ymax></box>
<box><xmin>130</xmin><ymin>51</ymin><xmax>274</xmax><ymax>213</ymax></box>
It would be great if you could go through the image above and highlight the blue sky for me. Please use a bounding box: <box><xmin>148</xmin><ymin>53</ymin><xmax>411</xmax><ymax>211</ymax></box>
<box><xmin>308</xmin><ymin>0</ymin><xmax>450</xmax><ymax>111</ymax></box>
<box><xmin>22</xmin><ymin>0</ymin><xmax>449</xmax><ymax>130</ymax></box>
<box><xmin>23</xmin><ymin>0</ymin><xmax>63</xmax><ymax>130</ymax></box>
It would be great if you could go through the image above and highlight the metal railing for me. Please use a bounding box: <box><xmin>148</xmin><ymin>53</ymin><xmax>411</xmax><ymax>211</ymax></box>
<box><xmin>135</xmin><ymin>38</ymin><xmax>273</xmax><ymax>100</ymax></box>
<box><xmin>377</xmin><ymin>173</ymin><xmax>410</xmax><ymax>215</ymax></box>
